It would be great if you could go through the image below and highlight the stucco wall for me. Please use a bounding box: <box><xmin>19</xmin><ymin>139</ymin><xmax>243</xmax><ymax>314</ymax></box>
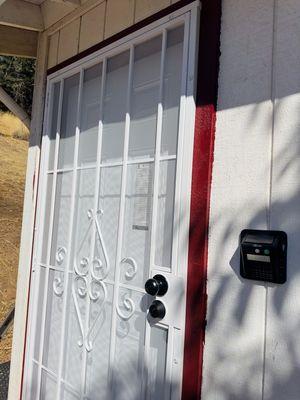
<box><xmin>45</xmin><ymin>0</ymin><xmax>180</xmax><ymax>69</ymax></box>
<box><xmin>202</xmin><ymin>1</ymin><xmax>300</xmax><ymax>399</ymax></box>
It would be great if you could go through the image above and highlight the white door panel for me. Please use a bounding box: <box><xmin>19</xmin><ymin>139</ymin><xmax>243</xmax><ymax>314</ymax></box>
<box><xmin>23</xmin><ymin>5</ymin><xmax>199</xmax><ymax>400</ymax></box>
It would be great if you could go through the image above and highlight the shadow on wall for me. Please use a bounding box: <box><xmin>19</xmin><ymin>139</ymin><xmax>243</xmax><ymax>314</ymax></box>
<box><xmin>204</xmin><ymin>194</ymin><xmax>300</xmax><ymax>400</ymax></box>
<box><xmin>202</xmin><ymin>1</ymin><xmax>300</xmax><ymax>399</ymax></box>
<box><xmin>215</xmin><ymin>0</ymin><xmax>300</xmax><ymax>112</ymax></box>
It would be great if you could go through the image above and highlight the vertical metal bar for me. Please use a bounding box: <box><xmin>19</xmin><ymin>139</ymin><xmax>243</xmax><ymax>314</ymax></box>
<box><xmin>143</xmin><ymin>29</ymin><xmax>167</xmax><ymax>400</ymax></box>
<box><xmin>35</xmin><ymin>79</ymin><xmax>64</xmax><ymax>400</ymax></box>
<box><xmin>23</xmin><ymin>82</ymin><xmax>53</xmax><ymax>400</ymax></box>
<box><xmin>163</xmin><ymin>325</ymin><xmax>174</xmax><ymax>399</ymax></box>
<box><xmin>163</xmin><ymin>16</ymin><xmax>191</xmax><ymax>399</ymax></box>
<box><xmin>149</xmin><ymin>29</ymin><xmax>167</xmax><ymax>287</ymax></box>
<box><xmin>80</xmin><ymin>59</ymin><xmax>107</xmax><ymax>398</ymax></box>
<box><xmin>108</xmin><ymin>44</ymin><xmax>134</xmax><ymax>392</ymax></box>
<box><xmin>174</xmin><ymin>9</ymin><xmax>200</xmax><ymax>397</ymax></box>
<box><xmin>171</xmin><ymin>16</ymin><xmax>191</xmax><ymax>277</ymax></box>
<box><xmin>56</xmin><ymin>69</ymin><xmax>84</xmax><ymax>400</ymax></box>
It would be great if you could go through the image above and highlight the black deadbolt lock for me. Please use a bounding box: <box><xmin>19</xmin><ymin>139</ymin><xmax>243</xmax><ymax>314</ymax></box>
<box><xmin>149</xmin><ymin>300</ymin><xmax>166</xmax><ymax>319</ymax></box>
<box><xmin>145</xmin><ymin>274</ymin><xmax>168</xmax><ymax>296</ymax></box>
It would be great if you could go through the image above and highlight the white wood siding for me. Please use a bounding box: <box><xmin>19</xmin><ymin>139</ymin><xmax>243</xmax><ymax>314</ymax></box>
<box><xmin>78</xmin><ymin>2</ymin><xmax>105</xmax><ymax>51</ymax></box>
<box><xmin>135</xmin><ymin>0</ymin><xmax>170</xmax><ymax>22</ymax></box>
<box><xmin>46</xmin><ymin>0</ymin><xmax>182</xmax><ymax>69</ymax></box>
<box><xmin>57</xmin><ymin>17</ymin><xmax>80</xmax><ymax>63</ymax></box>
<box><xmin>265</xmin><ymin>1</ymin><xmax>300</xmax><ymax>399</ymax></box>
<box><xmin>203</xmin><ymin>1</ymin><xmax>300</xmax><ymax>399</ymax></box>
<box><xmin>48</xmin><ymin>31</ymin><xmax>59</xmax><ymax>68</ymax></box>
<box><xmin>104</xmin><ymin>0</ymin><xmax>134</xmax><ymax>37</ymax></box>
<box><xmin>42</xmin><ymin>0</ymin><xmax>78</xmax><ymax>30</ymax></box>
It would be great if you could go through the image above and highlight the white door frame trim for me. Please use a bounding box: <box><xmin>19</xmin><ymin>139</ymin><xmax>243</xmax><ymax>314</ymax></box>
<box><xmin>8</xmin><ymin>31</ymin><xmax>49</xmax><ymax>400</ymax></box>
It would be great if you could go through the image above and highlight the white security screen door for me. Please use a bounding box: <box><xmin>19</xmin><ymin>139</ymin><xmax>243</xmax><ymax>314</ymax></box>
<box><xmin>22</xmin><ymin>4</ymin><xmax>199</xmax><ymax>400</ymax></box>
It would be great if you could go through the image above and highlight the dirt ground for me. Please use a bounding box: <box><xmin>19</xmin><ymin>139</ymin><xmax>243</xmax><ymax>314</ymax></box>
<box><xmin>0</xmin><ymin>134</ymin><xmax>28</xmax><ymax>363</ymax></box>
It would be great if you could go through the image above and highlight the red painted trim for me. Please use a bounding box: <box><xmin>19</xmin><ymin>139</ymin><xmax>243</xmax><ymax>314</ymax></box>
<box><xmin>182</xmin><ymin>1</ymin><xmax>221</xmax><ymax>399</ymax></box>
<box><xmin>47</xmin><ymin>0</ymin><xmax>197</xmax><ymax>76</ymax></box>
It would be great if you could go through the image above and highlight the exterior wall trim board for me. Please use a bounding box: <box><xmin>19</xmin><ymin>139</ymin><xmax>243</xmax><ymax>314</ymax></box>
<box><xmin>47</xmin><ymin>0</ymin><xmax>197</xmax><ymax>75</ymax></box>
<box><xmin>182</xmin><ymin>0</ymin><xmax>221</xmax><ymax>398</ymax></box>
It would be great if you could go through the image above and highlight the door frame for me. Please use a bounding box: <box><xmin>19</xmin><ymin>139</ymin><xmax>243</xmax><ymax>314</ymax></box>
<box><xmin>8</xmin><ymin>1</ymin><xmax>222</xmax><ymax>399</ymax></box>
<box><xmin>23</xmin><ymin>2</ymin><xmax>200</xmax><ymax>399</ymax></box>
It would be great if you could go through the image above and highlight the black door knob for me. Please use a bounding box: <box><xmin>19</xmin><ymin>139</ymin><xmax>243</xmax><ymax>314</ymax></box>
<box><xmin>145</xmin><ymin>274</ymin><xmax>168</xmax><ymax>296</ymax></box>
<box><xmin>149</xmin><ymin>300</ymin><xmax>166</xmax><ymax>319</ymax></box>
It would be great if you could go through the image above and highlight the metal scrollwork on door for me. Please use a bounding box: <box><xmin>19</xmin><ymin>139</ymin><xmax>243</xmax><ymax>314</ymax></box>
<box><xmin>52</xmin><ymin>247</ymin><xmax>67</xmax><ymax>296</ymax></box>
<box><xmin>116</xmin><ymin>257</ymin><xmax>137</xmax><ymax>320</ymax></box>
<box><xmin>56</xmin><ymin>246</ymin><xmax>67</xmax><ymax>265</ymax></box>
<box><xmin>53</xmin><ymin>208</ymin><xmax>138</xmax><ymax>351</ymax></box>
<box><xmin>53</xmin><ymin>277</ymin><xmax>64</xmax><ymax>297</ymax></box>
<box><xmin>121</xmin><ymin>257</ymin><xmax>137</xmax><ymax>280</ymax></box>
<box><xmin>116</xmin><ymin>293</ymin><xmax>136</xmax><ymax>321</ymax></box>
<box><xmin>72</xmin><ymin>208</ymin><xmax>109</xmax><ymax>352</ymax></box>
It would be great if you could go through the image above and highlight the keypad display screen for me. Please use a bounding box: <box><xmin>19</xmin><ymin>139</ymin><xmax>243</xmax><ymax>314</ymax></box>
<box><xmin>246</xmin><ymin>254</ymin><xmax>270</xmax><ymax>263</ymax></box>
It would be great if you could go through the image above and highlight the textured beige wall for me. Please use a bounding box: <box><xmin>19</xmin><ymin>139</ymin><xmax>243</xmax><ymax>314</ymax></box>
<box><xmin>46</xmin><ymin>0</ymin><xmax>180</xmax><ymax>69</ymax></box>
<box><xmin>57</xmin><ymin>18</ymin><xmax>81</xmax><ymax>63</ymax></box>
<box><xmin>79</xmin><ymin>2</ymin><xmax>106</xmax><ymax>52</ymax></box>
